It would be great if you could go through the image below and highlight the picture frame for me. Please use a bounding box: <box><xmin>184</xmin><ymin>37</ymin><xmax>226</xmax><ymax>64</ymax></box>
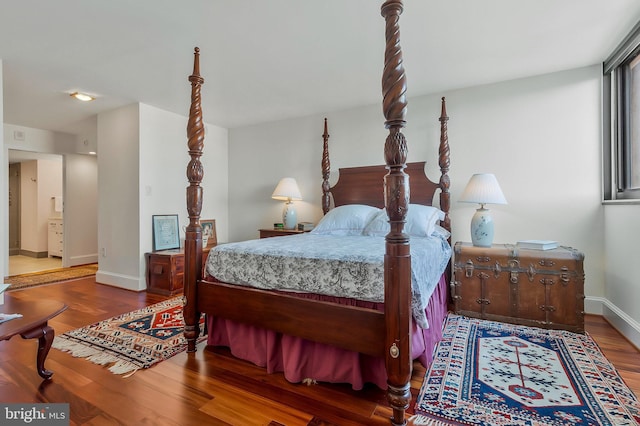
<box><xmin>152</xmin><ymin>214</ymin><xmax>180</xmax><ymax>251</ymax></box>
<box><xmin>201</xmin><ymin>219</ymin><xmax>217</xmax><ymax>247</ymax></box>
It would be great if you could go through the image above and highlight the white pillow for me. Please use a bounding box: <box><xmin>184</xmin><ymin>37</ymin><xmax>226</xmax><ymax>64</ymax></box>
<box><xmin>363</xmin><ymin>204</ymin><xmax>445</xmax><ymax>237</ymax></box>
<box><xmin>432</xmin><ymin>224</ymin><xmax>451</xmax><ymax>239</ymax></box>
<box><xmin>311</xmin><ymin>204</ymin><xmax>381</xmax><ymax>236</ymax></box>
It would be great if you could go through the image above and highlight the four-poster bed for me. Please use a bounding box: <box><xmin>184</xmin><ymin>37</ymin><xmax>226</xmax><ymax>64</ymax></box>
<box><xmin>182</xmin><ymin>2</ymin><xmax>452</xmax><ymax>424</ymax></box>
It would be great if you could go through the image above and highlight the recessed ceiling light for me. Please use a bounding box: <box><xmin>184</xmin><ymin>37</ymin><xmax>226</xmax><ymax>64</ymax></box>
<box><xmin>70</xmin><ymin>92</ymin><xmax>95</xmax><ymax>102</ymax></box>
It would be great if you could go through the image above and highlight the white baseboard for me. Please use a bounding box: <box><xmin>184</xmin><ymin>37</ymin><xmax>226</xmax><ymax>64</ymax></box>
<box><xmin>95</xmin><ymin>270</ymin><xmax>145</xmax><ymax>291</ymax></box>
<box><xmin>584</xmin><ymin>296</ymin><xmax>604</xmax><ymax>315</ymax></box>
<box><xmin>68</xmin><ymin>253</ymin><xmax>98</xmax><ymax>267</ymax></box>
<box><xmin>584</xmin><ymin>295</ymin><xmax>640</xmax><ymax>350</ymax></box>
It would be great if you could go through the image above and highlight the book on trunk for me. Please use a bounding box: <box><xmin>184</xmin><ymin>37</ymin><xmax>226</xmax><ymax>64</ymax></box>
<box><xmin>516</xmin><ymin>239</ymin><xmax>558</xmax><ymax>250</ymax></box>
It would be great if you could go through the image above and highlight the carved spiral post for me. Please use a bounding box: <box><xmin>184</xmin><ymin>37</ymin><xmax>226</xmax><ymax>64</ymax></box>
<box><xmin>184</xmin><ymin>47</ymin><xmax>205</xmax><ymax>352</ymax></box>
<box><xmin>438</xmin><ymin>97</ymin><xmax>453</xmax><ymax>299</ymax></box>
<box><xmin>438</xmin><ymin>97</ymin><xmax>451</xmax><ymax>239</ymax></box>
<box><xmin>321</xmin><ymin>118</ymin><xmax>331</xmax><ymax>214</ymax></box>
<box><xmin>381</xmin><ymin>1</ymin><xmax>411</xmax><ymax>425</ymax></box>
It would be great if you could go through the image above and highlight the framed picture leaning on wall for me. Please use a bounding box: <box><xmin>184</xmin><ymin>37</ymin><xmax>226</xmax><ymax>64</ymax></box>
<box><xmin>152</xmin><ymin>214</ymin><xmax>180</xmax><ymax>251</ymax></box>
<box><xmin>201</xmin><ymin>219</ymin><xmax>217</xmax><ymax>247</ymax></box>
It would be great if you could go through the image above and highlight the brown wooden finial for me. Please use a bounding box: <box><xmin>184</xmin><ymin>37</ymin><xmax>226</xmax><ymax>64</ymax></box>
<box><xmin>192</xmin><ymin>47</ymin><xmax>201</xmax><ymax>76</ymax></box>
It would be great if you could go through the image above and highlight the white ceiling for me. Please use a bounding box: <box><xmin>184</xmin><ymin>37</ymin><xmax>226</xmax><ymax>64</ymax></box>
<box><xmin>2</xmin><ymin>0</ymin><xmax>640</xmax><ymax>135</ymax></box>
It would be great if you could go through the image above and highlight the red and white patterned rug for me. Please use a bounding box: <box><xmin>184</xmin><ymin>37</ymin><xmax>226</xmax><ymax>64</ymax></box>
<box><xmin>413</xmin><ymin>314</ymin><xmax>640</xmax><ymax>425</ymax></box>
<box><xmin>53</xmin><ymin>297</ymin><xmax>205</xmax><ymax>376</ymax></box>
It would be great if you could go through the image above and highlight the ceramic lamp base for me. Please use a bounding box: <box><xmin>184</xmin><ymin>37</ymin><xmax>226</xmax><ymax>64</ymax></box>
<box><xmin>470</xmin><ymin>207</ymin><xmax>494</xmax><ymax>247</ymax></box>
<box><xmin>283</xmin><ymin>201</ymin><xmax>297</xmax><ymax>230</ymax></box>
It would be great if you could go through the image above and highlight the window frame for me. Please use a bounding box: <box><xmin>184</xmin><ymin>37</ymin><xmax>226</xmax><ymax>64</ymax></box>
<box><xmin>603</xmin><ymin>20</ymin><xmax>640</xmax><ymax>202</ymax></box>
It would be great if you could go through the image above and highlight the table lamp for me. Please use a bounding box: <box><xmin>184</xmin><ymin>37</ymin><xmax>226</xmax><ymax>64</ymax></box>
<box><xmin>271</xmin><ymin>177</ymin><xmax>302</xmax><ymax>230</ymax></box>
<box><xmin>459</xmin><ymin>173</ymin><xmax>507</xmax><ymax>247</ymax></box>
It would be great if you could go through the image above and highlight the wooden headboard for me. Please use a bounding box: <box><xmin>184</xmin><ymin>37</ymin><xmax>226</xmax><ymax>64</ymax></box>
<box><xmin>320</xmin><ymin>98</ymin><xmax>451</xmax><ymax>235</ymax></box>
<box><xmin>329</xmin><ymin>162</ymin><xmax>438</xmax><ymax>208</ymax></box>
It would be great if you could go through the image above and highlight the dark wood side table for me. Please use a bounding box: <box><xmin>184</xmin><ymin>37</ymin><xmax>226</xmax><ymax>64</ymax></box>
<box><xmin>0</xmin><ymin>298</ymin><xmax>67</xmax><ymax>379</ymax></box>
<box><xmin>146</xmin><ymin>246</ymin><xmax>212</xmax><ymax>295</ymax></box>
<box><xmin>259</xmin><ymin>228</ymin><xmax>307</xmax><ymax>238</ymax></box>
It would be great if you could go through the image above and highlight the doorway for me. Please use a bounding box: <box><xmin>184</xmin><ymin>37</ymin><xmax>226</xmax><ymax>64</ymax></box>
<box><xmin>7</xmin><ymin>150</ymin><xmax>64</xmax><ymax>276</ymax></box>
<box><xmin>8</xmin><ymin>163</ymin><xmax>20</xmax><ymax>256</ymax></box>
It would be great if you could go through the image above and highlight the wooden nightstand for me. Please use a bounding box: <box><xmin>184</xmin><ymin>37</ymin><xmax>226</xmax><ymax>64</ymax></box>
<box><xmin>451</xmin><ymin>242</ymin><xmax>585</xmax><ymax>333</ymax></box>
<box><xmin>259</xmin><ymin>228</ymin><xmax>307</xmax><ymax>238</ymax></box>
<box><xmin>145</xmin><ymin>246</ymin><xmax>212</xmax><ymax>295</ymax></box>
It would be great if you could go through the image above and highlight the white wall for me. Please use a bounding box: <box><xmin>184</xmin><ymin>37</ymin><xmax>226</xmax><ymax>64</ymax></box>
<box><xmin>138</xmin><ymin>104</ymin><xmax>229</xmax><ymax>287</ymax></box>
<box><xmin>603</xmin><ymin>205</ymin><xmax>640</xmax><ymax>348</ymax></box>
<box><xmin>228</xmin><ymin>116</ymin><xmax>330</xmax><ymax>242</ymax></box>
<box><xmin>37</xmin><ymin>159</ymin><xmax>63</xmax><ymax>251</ymax></box>
<box><xmin>72</xmin><ymin>115</ymin><xmax>98</xmax><ymax>155</ymax></box>
<box><xmin>15</xmin><ymin>159</ymin><xmax>62</xmax><ymax>254</ymax></box>
<box><xmin>96</xmin><ymin>104</ymin><xmax>141</xmax><ymax>289</ymax></box>
<box><xmin>229</xmin><ymin>65</ymin><xmax>610</xmax><ymax>320</ymax></box>
<box><xmin>19</xmin><ymin>161</ymin><xmax>39</xmax><ymax>252</ymax></box>
<box><xmin>444</xmin><ymin>66</ymin><xmax>604</xmax><ymax>302</ymax></box>
<box><xmin>200</xmin><ymin>123</ymin><xmax>230</xmax><ymax>243</ymax></box>
<box><xmin>4</xmin><ymin>124</ymin><xmax>77</xmax><ymax>154</ymax></box>
<box><xmin>97</xmin><ymin>103</ymin><xmax>229</xmax><ymax>291</ymax></box>
<box><xmin>228</xmin><ymin>102</ymin><xmax>419</xmax><ymax>242</ymax></box>
<box><xmin>64</xmin><ymin>154</ymin><xmax>98</xmax><ymax>266</ymax></box>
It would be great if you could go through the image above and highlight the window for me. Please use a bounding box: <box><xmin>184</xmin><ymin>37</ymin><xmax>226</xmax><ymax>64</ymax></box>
<box><xmin>603</xmin><ymin>20</ymin><xmax>640</xmax><ymax>201</ymax></box>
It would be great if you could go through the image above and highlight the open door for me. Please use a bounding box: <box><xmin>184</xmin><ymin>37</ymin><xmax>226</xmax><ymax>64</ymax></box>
<box><xmin>8</xmin><ymin>163</ymin><xmax>20</xmax><ymax>256</ymax></box>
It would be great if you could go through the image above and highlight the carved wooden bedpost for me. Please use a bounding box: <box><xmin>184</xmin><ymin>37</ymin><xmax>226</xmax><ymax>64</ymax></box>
<box><xmin>184</xmin><ymin>47</ymin><xmax>205</xmax><ymax>352</ymax></box>
<box><xmin>381</xmin><ymin>1</ymin><xmax>411</xmax><ymax>425</ymax></box>
<box><xmin>438</xmin><ymin>97</ymin><xmax>451</xmax><ymax>238</ymax></box>
<box><xmin>321</xmin><ymin>118</ymin><xmax>331</xmax><ymax>214</ymax></box>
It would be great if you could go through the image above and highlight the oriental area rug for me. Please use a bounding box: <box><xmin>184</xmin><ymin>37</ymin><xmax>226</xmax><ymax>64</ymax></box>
<box><xmin>412</xmin><ymin>314</ymin><xmax>640</xmax><ymax>426</ymax></box>
<box><xmin>5</xmin><ymin>264</ymin><xmax>98</xmax><ymax>291</ymax></box>
<box><xmin>52</xmin><ymin>297</ymin><xmax>205</xmax><ymax>376</ymax></box>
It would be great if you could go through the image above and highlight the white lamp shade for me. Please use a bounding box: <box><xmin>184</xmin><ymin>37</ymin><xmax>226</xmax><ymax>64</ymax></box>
<box><xmin>459</xmin><ymin>173</ymin><xmax>507</xmax><ymax>205</ymax></box>
<box><xmin>271</xmin><ymin>177</ymin><xmax>302</xmax><ymax>201</ymax></box>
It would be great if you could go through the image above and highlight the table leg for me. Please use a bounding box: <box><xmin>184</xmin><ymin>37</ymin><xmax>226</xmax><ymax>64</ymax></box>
<box><xmin>21</xmin><ymin>323</ymin><xmax>55</xmax><ymax>380</ymax></box>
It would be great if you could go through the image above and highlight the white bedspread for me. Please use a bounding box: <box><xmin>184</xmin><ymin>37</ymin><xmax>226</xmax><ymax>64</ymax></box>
<box><xmin>206</xmin><ymin>233</ymin><xmax>451</xmax><ymax>328</ymax></box>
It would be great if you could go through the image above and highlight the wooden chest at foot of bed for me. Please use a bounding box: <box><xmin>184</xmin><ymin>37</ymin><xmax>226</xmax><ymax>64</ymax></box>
<box><xmin>451</xmin><ymin>242</ymin><xmax>585</xmax><ymax>333</ymax></box>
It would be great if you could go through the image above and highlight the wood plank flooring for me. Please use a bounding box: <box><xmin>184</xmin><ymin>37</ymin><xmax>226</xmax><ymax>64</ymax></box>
<box><xmin>0</xmin><ymin>278</ymin><xmax>638</xmax><ymax>425</ymax></box>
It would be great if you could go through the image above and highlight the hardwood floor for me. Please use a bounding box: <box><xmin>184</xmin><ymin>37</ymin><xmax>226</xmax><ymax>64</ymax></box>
<box><xmin>1</xmin><ymin>278</ymin><xmax>638</xmax><ymax>425</ymax></box>
<box><xmin>7</xmin><ymin>254</ymin><xmax>62</xmax><ymax>275</ymax></box>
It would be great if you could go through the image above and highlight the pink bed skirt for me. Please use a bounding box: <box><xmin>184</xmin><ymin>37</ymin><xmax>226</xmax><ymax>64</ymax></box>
<box><xmin>206</xmin><ymin>274</ymin><xmax>449</xmax><ymax>390</ymax></box>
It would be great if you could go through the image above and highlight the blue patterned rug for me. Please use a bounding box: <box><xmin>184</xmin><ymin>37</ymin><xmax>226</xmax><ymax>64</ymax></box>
<box><xmin>413</xmin><ymin>314</ymin><xmax>640</xmax><ymax>425</ymax></box>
